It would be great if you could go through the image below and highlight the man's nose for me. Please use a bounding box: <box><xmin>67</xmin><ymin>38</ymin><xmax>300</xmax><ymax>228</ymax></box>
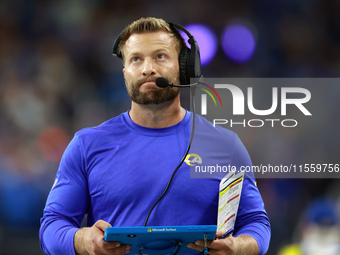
<box><xmin>142</xmin><ymin>58</ymin><xmax>156</xmax><ymax>76</ymax></box>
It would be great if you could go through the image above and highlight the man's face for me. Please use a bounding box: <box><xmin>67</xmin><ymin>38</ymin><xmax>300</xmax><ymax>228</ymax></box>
<box><xmin>122</xmin><ymin>31</ymin><xmax>181</xmax><ymax>105</ymax></box>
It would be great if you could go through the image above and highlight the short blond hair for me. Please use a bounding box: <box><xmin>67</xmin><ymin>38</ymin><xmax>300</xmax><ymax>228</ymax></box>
<box><xmin>118</xmin><ymin>17</ymin><xmax>186</xmax><ymax>61</ymax></box>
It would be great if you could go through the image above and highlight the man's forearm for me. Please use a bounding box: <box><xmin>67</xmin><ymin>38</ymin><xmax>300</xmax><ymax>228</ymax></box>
<box><xmin>233</xmin><ymin>235</ymin><xmax>259</xmax><ymax>255</ymax></box>
<box><xmin>74</xmin><ymin>228</ymin><xmax>90</xmax><ymax>255</ymax></box>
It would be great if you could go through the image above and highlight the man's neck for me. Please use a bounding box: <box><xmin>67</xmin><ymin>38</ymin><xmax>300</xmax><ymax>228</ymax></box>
<box><xmin>129</xmin><ymin>97</ymin><xmax>186</xmax><ymax>128</ymax></box>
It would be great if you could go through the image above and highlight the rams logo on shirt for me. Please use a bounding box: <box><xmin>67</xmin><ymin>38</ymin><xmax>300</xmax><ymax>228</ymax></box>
<box><xmin>185</xmin><ymin>153</ymin><xmax>202</xmax><ymax>166</ymax></box>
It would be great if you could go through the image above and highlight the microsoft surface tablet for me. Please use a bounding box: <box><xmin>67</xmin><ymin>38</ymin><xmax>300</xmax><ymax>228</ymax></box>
<box><xmin>104</xmin><ymin>225</ymin><xmax>217</xmax><ymax>255</ymax></box>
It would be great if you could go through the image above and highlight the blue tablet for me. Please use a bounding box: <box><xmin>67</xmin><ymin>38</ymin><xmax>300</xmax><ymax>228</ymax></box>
<box><xmin>104</xmin><ymin>225</ymin><xmax>217</xmax><ymax>255</ymax></box>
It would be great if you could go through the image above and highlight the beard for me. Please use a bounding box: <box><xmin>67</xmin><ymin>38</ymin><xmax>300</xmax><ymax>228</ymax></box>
<box><xmin>125</xmin><ymin>76</ymin><xmax>180</xmax><ymax>105</ymax></box>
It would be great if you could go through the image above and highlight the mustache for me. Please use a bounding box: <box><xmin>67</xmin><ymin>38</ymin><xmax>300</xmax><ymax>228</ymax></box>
<box><xmin>136</xmin><ymin>77</ymin><xmax>158</xmax><ymax>87</ymax></box>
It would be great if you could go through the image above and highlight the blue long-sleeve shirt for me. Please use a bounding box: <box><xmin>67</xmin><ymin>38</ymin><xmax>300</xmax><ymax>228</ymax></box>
<box><xmin>39</xmin><ymin>111</ymin><xmax>271</xmax><ymax>254</ymax></box>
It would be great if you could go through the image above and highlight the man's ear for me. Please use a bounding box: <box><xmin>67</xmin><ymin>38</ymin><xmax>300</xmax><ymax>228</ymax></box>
<box><xmin>122</xmin><ymin>68</ymin><xmax>125</xmax><ymax>74</ymax></box>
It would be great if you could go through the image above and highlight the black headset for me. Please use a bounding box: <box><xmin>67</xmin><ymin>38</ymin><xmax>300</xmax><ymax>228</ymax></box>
<box><xmin>112</xmin><ymin>21</ymin><xmax>201</xmax><ymax>85</ymax></box>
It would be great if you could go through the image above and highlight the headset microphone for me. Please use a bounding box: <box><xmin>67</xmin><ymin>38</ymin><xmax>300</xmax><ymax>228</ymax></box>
<box><xmin>155</xmin><ymin>77</ymin><xmax>199</xmax><ymax>88</ymax></box>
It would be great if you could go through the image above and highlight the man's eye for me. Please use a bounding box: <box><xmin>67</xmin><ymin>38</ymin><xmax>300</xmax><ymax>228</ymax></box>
<box><xmin>157</xmin><ymin>54</ymin><xmax>165</xmax><ymax>59</ymax></box>
<box><xmin>132</xmin><ymin>57</ymin><xmax>140</xmax><ymax>62</ymax></box>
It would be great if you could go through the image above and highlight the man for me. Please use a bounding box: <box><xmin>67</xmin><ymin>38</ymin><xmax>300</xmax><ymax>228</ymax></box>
<box><xmin>39</xmin><ymin>17</ymin><xmax>270</xmax><ymax>255</ymax></box>
<box><xmin>278</xmin><ymin>197</ymin><xmax>340</xmax><ymax>255</ymax></box>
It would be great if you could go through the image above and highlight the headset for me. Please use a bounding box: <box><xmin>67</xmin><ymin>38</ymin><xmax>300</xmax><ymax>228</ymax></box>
<box><xmin>112</xmin><ymin>21</ymin><xmax>201</xmax><ymax>85</ymax></box>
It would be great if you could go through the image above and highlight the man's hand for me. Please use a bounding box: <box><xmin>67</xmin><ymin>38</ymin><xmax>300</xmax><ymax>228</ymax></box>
<box><xmin>187</xmin><ymin>229</ymin><xmax>259</xmax><ymax>255</ymax></box>
<box><xmin>74</xmin><ymin>220</ymin><xmax>131</xmax><ymax>255</ymax></box>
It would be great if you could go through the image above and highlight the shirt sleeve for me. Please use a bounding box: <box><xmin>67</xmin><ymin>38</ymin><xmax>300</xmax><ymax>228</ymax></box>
<box><xmin>230</xmin><ymin>134</ymin><xmax>271</xmax><ymax>255</ymax></box>
<box><xmin>39</xmin><ymin>133</ymin><xmax>89</xmax><ymax>255</ymax></box>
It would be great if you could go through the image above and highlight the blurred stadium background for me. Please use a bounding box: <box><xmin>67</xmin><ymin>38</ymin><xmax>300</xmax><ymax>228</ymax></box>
<box><xmin>0</xmin><ymin>0</ymin><xmax>339</xmax><ymax>254</ymax></box>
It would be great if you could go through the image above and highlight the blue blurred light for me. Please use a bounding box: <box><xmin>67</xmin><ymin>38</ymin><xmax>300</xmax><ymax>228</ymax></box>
<box><xmin>221</xmin><ymin>23</ymin><xmax>256</xmax><ymax>64</ymax></box>
<box><xmin>180</xmin><ymin>24</ymin><xmax>218</xmax><ymax>66</ymax></box>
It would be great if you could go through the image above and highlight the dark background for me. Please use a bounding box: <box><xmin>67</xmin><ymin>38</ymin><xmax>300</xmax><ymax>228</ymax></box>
<box><xmin>0</xmin><ymin>0</ymin><xmax>339</xmax><ymax>254</ymax></box>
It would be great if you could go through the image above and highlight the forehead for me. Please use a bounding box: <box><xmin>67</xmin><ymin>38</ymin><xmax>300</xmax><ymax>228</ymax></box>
<box><xmin>123</xmin><ymin>31</ymin><xmax>176</xmax><ymax>55</ymax></box>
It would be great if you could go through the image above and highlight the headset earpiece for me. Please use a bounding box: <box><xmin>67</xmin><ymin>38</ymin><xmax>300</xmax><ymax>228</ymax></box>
<box><xmin>178</xmin><ymin>47</ymin><xmax>189</xmax><ymax>85</ymax></box>
<box><xmin>184</xmin><ymin>36</ymin><xmax>201</xmax><ymax>84</ymax></box>
<box><xmin>112</xmin><ymin>31</ymin><xmax>123</xmax><ymax>58</ymax></box>
<box><xmin>166</xmin><ymin>22</ymin><xmax>201</xmax><ymax>85</ymax></box>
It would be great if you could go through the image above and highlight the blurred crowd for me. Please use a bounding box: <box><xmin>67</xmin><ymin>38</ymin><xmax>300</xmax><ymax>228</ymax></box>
<box><xmin>0</xmin><ymin>0</ymin><xmax>339</xmax><ymax>254</ymax></box>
